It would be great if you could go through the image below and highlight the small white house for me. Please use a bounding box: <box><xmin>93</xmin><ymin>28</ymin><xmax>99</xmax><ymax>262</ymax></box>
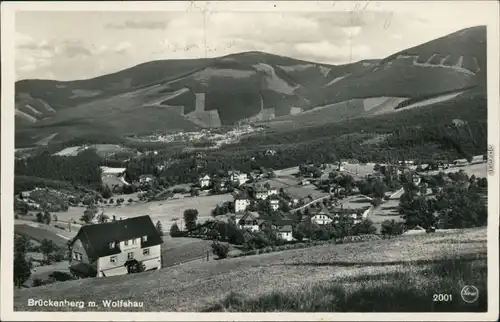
<box><xmin>277</xmin><ymin>225</ymin><xmax>294</xmax><ymax>241</ymax></box>
<box><xmin>453</xmin><ymin>159</ymin><xmax>469</xmax><ymax>167</ymax></box>
<box><xmin>310</xmin><ymin>213</ymin><xmax>333</xmax><ymax>225</ymax></box>
<box><xmin>471</xmin><ymin>155</ymin><xmax>485</xmax><ymax>164</ymax></box>
<box><xmin>235</xmin><ymin>212</ymin><xmax>261</xmax><ymax>232</ymax></box>
<box><xmin>269</xmin><ymin>199</ymin><xmax>280</xmax><ymax>211</ymax></box>
<box><xmin>267</xmin><ymin>188</ymin><xmax>278</xmax><ymax>197</ymax></box>
<box><xmin>199</xmin><ymin>174</ymin><xmax>211</xmax><ymax>188</ymax></box>
<box><xmin>412</xmin><ymin>174</ymin><xmax>421</xmax><ymax>185</ymax></box>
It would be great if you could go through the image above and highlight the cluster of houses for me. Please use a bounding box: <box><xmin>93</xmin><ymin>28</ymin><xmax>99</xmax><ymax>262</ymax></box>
<box><xmin>232</xmin><ymin>204</ymin><xmax>367</xmax><ymax>242</ymax></box>
<box><xmin>198</xmin><ymin>170</ymin><xmax>250</xmax><ymax>190</ymax></box>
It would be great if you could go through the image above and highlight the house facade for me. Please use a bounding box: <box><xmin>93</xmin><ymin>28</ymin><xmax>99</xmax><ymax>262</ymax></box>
<box><xmin>68</xmin><ymin>215</ymin><xmax>163</xmax><ymax>278</ymax></box>
<box><xmin>310</xmin><ymin>213</ymin><xmax>333</xmax><ymax>225</ymax></box>
<box><xmin>229</xmin><ymin>171</ymin><xmax>249</xmax><ymax>186</ymax></box>
<box><xmin>234</xmin><ymin>195</ymin><xmax>251</xmax><ymax>212</ymax></box>
<box><xmin>199</xmin><ymin>174</ymin><xmax>211</xmax><ymax>188</ymax></box>
<box><xmin>269</xmin><ymin>199</ymin><xmax>280</xmax><ymax>211</ymax></box>
<box><xmin>235</xmin><ymin>211</ymin><xmax>261</xmax><ymax>232</ymax></box>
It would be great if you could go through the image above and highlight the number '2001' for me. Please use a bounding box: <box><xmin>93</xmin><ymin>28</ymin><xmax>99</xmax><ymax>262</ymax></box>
<box><xmin>433</xmin><ymin>294</ymin><xmax>452</xmax><ymax>302</ymax></box>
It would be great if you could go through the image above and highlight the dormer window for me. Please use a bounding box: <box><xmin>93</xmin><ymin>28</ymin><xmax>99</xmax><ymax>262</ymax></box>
<box><xmin>142</xmin><ymin>235</ymin><xmax>148</xmax><ymax>242</ymax></box>
<box><xmin>109</xmin><ymin>241</ymin><xmax>115</xmax><ymax>249</ymax></box>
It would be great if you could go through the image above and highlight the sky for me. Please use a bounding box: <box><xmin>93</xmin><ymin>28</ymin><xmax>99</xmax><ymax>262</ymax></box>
<box><xmin>14</xmin><ymin>4</ymin><xmax>488</xmax><ymax>81</ymax></box>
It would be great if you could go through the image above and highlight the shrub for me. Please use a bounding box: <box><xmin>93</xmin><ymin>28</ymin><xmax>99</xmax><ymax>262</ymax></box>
<box><xmin>211</xmin><ymin>242</ymin><xmax>230</xmax><ymax>259</ymax></box>
<box><xmin>381</xmin><ymin>220</ymin><xmax>405</xmax><ymax>236</ymax></box>
<box><xmin>32</xmin><ymin>278</ymin><xmax>44</xmax><ymax>287</ymax></box>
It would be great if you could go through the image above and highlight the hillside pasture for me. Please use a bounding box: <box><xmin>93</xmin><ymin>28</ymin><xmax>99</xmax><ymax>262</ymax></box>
<box><xmin>14</xmin><ymin>228</ymin><xmax>487</xmax><ymax>312</ymax></box>
<box><xmin>14</xmin><ymin>224</ymin><xmax>70</xmax><ymax>248</ymax></box>
<box><xmin>53</xmin><ymin>194</ymin><xmax>234</xmax><ymax>230</ymax></box>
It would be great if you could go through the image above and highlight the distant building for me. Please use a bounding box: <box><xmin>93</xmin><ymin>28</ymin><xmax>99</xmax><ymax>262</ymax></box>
<box><xmin>300</xmin><ymin>179</ymin><xmax>311</xmax><ymax>186</ymax></box>
<box><xmin>139</xmin><ymin>174</ymin><xmax>154</xmax><ymax>184</ymax></box>
<box><xmin>269</xmin><ymin>198</ymin><xmax>280</xmax><ymax>211</ymax></box>
<box><xmin>234</xmin><ymin>194</ymin><xmax>251</xmax><ymax>212</ymax></box>
<box><xmin>100</xmin><ymin>166</ymin><xmax>127</xmax><ymax>177</ymax></box>
<box><xmin>251</xmin><ymin>183</ymin><xmax>269</xmax><ymax>200</ymax></box>
<box><xmin>310</xmin><ymin>212</ymin><xmax>333</xmax><ymax>225</ymax></box>
<box><xmin>259</xmin><ymin>217</ymin><xmax>294</xmax><ymax>242</ymax></box>
<box><xmin>228</xmin><ymin>171</ymin><xmax>249</xmax><ymax>186</ymax></box>
<box><xmin>199</xmin><ymin>174</ymin><xmax>211</xmax><ymax>188</ymax></box>
<box><xmin>453</xmin><ymin>159</ymin><xmax>469</xmax><ymax>167</ymax></box>
<box><xmin>471</xmin><ymin>155</ymin><xmax>485</xmax><ymax>164</ymax></box>
<box><xmin>235</xmin><ymin>211</ymin><xmax>261</xmax><ymax>232</ymax></box>
<box><xmin>68</xmin><ymin>215</ymin><xmax>163</xmax><ymax>278</ymax></box>
<box><xmin>412</xmin><ymin>173</ymin><xmax>422</xmax><ymax>185</ymax></box>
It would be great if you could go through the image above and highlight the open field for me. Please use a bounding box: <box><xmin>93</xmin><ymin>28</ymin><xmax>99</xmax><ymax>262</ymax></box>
<box><xmin>161</xmin><ymin>237</ymin><xmax>221</xmax><ymax>268</ymax></box>
<box><xmin>52</xmin><ymin>194</ymin><xmax>234</xmax><ymax>230</ymax></box>
<box><xmin>14</xmin><ymin>224</ymin><xmax>70</xmax><ymax>248</ymax></box>
<box><xmin>14</xmin><ymin>227</ymin><xmax>487</xmax><ymax>312</ymax></box>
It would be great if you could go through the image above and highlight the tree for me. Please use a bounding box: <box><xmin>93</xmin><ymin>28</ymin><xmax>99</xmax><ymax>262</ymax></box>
<box><xmin>183</xmin><ymin>209</ymin><xmax>199</xmax><ymax>230</ymax></box>
<box><xmin>98</xmin><ymin>212</ymin><xmax>109</xmax><ymax>224</ymax></box>
<box><xmin>211</xmin><ymin>241</ymin><xmax>230</xmax><ymax>259</ymax></box>
<box><xmin>14</xmin><ymin>235</ymin><xmax>33</xmax><ymax>288</ymax></box>
<box><xmin>14</xmin><ymin>252</ymin><xmax>32</xmax><ymax>288</ymax></box>
<box><xmin>80</xmin><ymin>208</ymin><xmax>97</xmax><ymax>224</ymax></box>
<box><xmin>170</xmin><ymin>223</ymin><xmax>181</xmax><ymax>237</ymax></box>
<box><xmin>155</xmin><ymin>221</ymin><xmax>164</xmax><ymax>237</ymax></box>
<box><xmin>43</xmin><ymin>211</ymin><xmax>52</xmax><ymax>224</ymax></box>
<box><xmin>101</xmin><ymin>185</ymin><xmax>112</xmax><ymax>199</ymax></box>
<box><xmin>40</xmin><ymin>239</ymin><xmax>57</xmax><ymax>263</ymax></box>
<box><xmin>351</xmin><ymin>219</ymin><xmax>377</xmax><ymax>235</ymax></box>
<box><xmin>36</xmin><ymin>212</ymin><xmax>44</xmax><ymax>223</ymax></box>
<box><xmin>381</xmin><ymin>220</ymin><xmax>405</xmax><ymax>235</ymax></box>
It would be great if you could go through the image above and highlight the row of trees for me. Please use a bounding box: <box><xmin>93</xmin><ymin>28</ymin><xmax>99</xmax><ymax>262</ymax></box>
<box><xmin>399</xmin><ymin>174</ymin><xmax>487</xmax><ymax>230</ymax></box>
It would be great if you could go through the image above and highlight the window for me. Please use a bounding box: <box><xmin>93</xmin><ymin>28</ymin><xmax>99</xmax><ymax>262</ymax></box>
<box><xmin>127</xmin><ymin>252</ymin><xmax>134</xmax><ymax>260</ymax></box>
<box><xmin>143</xmin><ymin>248</ymin><xmax>150</xmax><ymax>256</ymax></box>
<box><xmin>77</xmin><ymin>253</ymin><xmax>82</xmax><ymax>261</ymax></box>
<box><xmin>72</xmin><ymin>252</ymin><xmax>77</xmax><ymax>260</ymax></box>
<box><xmin>124</xmin><ymin>240</ymin><xmax>129</xmax><ymax>246</ymax></box>
<box><xmin>110</xmin><ymin>256</ymin><xmax>117</xmax><ymax>263</ymax></box>
<box><xmin>142</xmin><ymin>235</ymin><xmax>148</xmax><ymax>242</ymax></box>
<box><xmin>109</xmin><ymin>241</ymin><xmax>115</xmax><ymax>249</ymax></box>
<box><xmin>132</xmin><ymin>239</ymin><xmax>137</xmax><ymax>245</ymax></box>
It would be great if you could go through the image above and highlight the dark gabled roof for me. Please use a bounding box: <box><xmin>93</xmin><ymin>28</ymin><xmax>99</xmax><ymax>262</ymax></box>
<box><xmin>70</xmin><ymin>215</ymin><xmax>163</xmax><ymax>261</ymax></box>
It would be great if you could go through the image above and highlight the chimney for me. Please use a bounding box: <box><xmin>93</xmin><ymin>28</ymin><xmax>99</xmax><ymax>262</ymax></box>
<box><xmin>113</xmin><ymin>215</ymin><xmax>116</xmax><ymax>221</ymax></box>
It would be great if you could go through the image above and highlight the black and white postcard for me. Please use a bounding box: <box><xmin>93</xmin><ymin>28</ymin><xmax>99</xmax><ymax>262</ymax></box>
<box><xmin>1</xmin><ymin>1</ymin><xmax>499</xmax><ymax>321</ymax></box>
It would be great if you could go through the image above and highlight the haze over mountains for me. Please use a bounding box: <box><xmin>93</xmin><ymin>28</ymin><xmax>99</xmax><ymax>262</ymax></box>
<box><xmin>15</xmin><ymin>25</ymin><xmax>486</xmax><ymax>147</ymax></box>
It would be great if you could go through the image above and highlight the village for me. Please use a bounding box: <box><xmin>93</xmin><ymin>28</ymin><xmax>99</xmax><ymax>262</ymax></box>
<box><xmin>13</xmin><ymin>150</ymin><xmax>488</xmax><ymax>286</ymax></box>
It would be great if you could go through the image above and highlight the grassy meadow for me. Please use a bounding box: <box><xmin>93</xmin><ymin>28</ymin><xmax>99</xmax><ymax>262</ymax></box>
<box><xmin>14</xmin><ymin>228</ymin><xmax>487</xmax><ymax>312</ymax></box>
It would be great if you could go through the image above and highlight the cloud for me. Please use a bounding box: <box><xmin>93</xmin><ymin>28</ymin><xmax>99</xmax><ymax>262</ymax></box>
<box><xmin>105</xmin><ymin>20</ymin><xmax>168</xmax><ymax>30</ymax></box>
<box><xmin>115</xmin><ymin>42</ymin><xmax>132</xmax><ymax>54</ymax></box>
<box><xmin>294</xmin><ymin>41</ymin><xmax>371</xmax><ymax>64</ymax></box>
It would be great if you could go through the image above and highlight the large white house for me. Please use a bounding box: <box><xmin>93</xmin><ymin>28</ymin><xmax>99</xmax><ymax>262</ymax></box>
<box><xmin>228</xmin><ymin>171</ymin><xmax>249</xmax><ymax>186</ymax></box>
<box><xmin>68</xmin><ymin>215</ymin><xmax>163</xmax><ymax>278</ymax></box>
<box><xmin>234</xmin><ymin>195</ymin><xmax>251</xmax><ymax>212</ymax></box>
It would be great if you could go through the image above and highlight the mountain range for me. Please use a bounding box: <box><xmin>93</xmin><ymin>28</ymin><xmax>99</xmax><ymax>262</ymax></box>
<box><xmin>14</xmin><ymin>25</ymin><xmax>487</xmax><ymax>147</ymax></box>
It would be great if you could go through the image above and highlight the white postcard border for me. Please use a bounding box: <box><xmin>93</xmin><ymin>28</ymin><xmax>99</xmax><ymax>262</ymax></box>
<box><xmin>1</xmin><ymin>1</ymin><xmax>499</xmax><ymax>321</ymax></box>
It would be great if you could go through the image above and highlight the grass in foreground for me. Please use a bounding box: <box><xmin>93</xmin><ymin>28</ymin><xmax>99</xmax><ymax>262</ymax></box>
<box><xmin>14</xmin><ymin>228</ymin><xmax>486</xmax><ymax>312</ymax></box>
<box><xmin>203</xmin><ymin>256</ymin><xmax>487</xmax><ymax>312</ymax></box>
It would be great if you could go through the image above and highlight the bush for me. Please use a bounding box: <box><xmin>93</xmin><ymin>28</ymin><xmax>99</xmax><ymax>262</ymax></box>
<box><xmin>381</xmin><ymin>220</ymin><xmax>405</xmax><ymax>236</ymax></box>
<box><xmin>211</xmin><ymin>242</ymin><xmax>230</xmax><ymax>259</ymax></box>
<box><xmin>32</xmin><ymin>278</ymin><xmax>44</xmax><ymax>287</ymax></box>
